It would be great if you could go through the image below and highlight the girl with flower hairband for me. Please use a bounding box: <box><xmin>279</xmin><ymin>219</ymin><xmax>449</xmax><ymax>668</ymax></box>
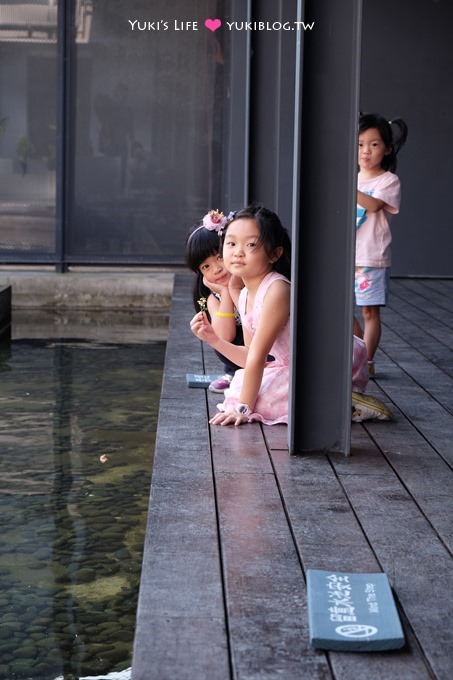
<box><xmin>190</xmin><ymin>204</ymin><xmax>291</xmax><ymax>425</ymax></box>
<box><xmin>185</xmin><ymin>209</ymin><xmax>243</xmax><ymax>393</ymax></box>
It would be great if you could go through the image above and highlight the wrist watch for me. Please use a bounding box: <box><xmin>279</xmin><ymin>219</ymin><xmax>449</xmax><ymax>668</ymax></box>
<box><xmin>235</xmin><ymin>403</ymin><xmax>252</xmax><ymax>417</ymax></box>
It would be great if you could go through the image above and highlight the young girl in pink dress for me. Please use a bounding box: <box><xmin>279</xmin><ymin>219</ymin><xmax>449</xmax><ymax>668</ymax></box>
<box><xmin>190</xmin><ymin>204</ymin><xmax>392</xmax><ymax>425</ymax></box>
<box><xmin>190</xmin><ymin>205</ymin><xmax>291</xmax><ymax>426</ymax></box>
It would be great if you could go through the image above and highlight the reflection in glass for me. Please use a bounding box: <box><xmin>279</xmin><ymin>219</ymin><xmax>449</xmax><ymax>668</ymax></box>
<box><xmin>70</xmin><ymin>0</ymin><xmax>228</xmax><ymax>261</ymax></box>
<box><xmin>0</xmin><ymin>0</ymin><xmax>62</xmax><ymax>254</ymax></box>
<box><xmin>0</xmin><ymin>1</ymin><xmax>229</xmax><ymax>263</ymax></box>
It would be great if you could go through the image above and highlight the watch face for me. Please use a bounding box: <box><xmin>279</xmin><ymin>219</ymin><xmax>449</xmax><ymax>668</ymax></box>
<box><xmin>237</xmin><ymin>404</ymin><xmax>250</xmax><ymax>415</ymax></box>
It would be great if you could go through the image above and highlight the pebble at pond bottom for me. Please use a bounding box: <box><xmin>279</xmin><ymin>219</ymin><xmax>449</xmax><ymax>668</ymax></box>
<box><xmin>0</xmin><ymin>338</ymin><xmax>165</xmax><ymax>680</ymax></box>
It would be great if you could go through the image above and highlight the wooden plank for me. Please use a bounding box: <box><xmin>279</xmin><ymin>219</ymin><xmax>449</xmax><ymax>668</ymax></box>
<box><xmin>353</xmin><ymin>301</ymin><xmax>453</xmax><ymax>548</ymax></box>
<box><xmin>208</xmin><ymin>418</ymin><xmax>330</xmax><ymax>678</ymax></box>
<box><xmin>359</xmin><ymin>416</ymin><xmax>453</xmax><ymax>554</ymax></box>
<box><xmin>391</xmin><ymin>278</ymin><xmax>453</xmax><ymax>325</ymax></box>
<box><xmin>350</xmin><ymin>282</ymin><xmax>453</xmax><ymax>676</ymax></box>
<box><xmin>371</xmin><ymin>340</ymin><xmax>453</xmax><ymax>469</ymax></box>
<box><xmin>132</xmin><ymin>275</ymin><xmax>230</xmax><ymax>679</ymax></box>
<box><xmin>420</xmin><ymin>278</ymin><xmax>453</xmax><ymax>311</ymax></box>
<box><xmin>393</xmin><ymin>277</ymin><xmax>453</xmax><ymax>316</ymax></box>
<box><xmin>134</xmin><ymin>276</ymin><xmax>453</xmax><ymax>679</ymax></box>
<box><xmin>261</xmin><ymin>423</ymin><xmax>289</xmax><ymax>451</ymax></box>
<box><xmin>270</xmin><ymin>449</ymin><xmax>431</xmax><ymax>677</ymax></box>
<box><xmin>132</xmin><ymin>618</ymin><xmax>230</xmax><ymax>680</ymax></box>
<box><xmin>216</xmin><ymin>470</ymin><xmax>327</xmax><ymax>678</ymax></box>
<box><xmin>159</xmin><ymin>274</ymin><xmax>206</xmax><ymax>399</ymax></box>
<box><xmin>271</xmin><ymin>449</ymin><xmax>382</xmax><ymax>571</ymax></box>
<box><xmin>386</xmin><ymin>286</ymin><xmax>453</xmax><ymax>350</ymax></box>
<box><xmin>380</xmin><ymin>309</ymin><xmax>452</xmax><ymax>368</ymax></box>
<box><xmin>205</xmin><ymin>327</ymin><xmax>330</xmax><ymax>675</ymax></box>
<box><xmin>330</xmin><ymin>451</ymin><xmax>453</xmax><ymax>679</ymax></box>
<box><xmin>378</xmin><ymin>324</ymin><xmax>453</xmax><ymax>415</ymax></box>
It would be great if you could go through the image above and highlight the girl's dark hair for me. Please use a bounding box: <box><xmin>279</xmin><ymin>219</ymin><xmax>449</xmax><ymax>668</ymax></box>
<box><xmin>222</xmin><ymin>204</ymin><xmax>292</xmax><ymax>280</ymax></box>
<box><xmin>185</xmin><ymin>223</ymin><xmax>222</xmax><ymax>311</ymax></box>
<box><xmin>359</xmin><ymin>112</ymin><xmax>408</xmax><ymax>172</ymax></box>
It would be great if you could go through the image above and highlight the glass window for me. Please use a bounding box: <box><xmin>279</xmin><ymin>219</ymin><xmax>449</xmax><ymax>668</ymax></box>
<box><xmin>69</xmin><ymin>0</ymin><xmax>230</xmax><ymax>263</ymax></box>
<box><xmin>0</xmin><ymin>0</ymin><xmax>58</xmax><ymax>257</ymax></box>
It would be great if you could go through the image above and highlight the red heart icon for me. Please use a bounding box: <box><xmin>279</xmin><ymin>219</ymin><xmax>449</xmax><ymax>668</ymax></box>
<box><xmin>205</xmin><ymin>18</ymin><xmax>222</xmax><ymax>32</ymax></box>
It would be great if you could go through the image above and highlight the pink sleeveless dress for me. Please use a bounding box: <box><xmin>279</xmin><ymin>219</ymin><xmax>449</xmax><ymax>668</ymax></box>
<box><xmin>217</xmin><ymin>271</ymin><xmax>290</xmax><ymax>425</ymax></box>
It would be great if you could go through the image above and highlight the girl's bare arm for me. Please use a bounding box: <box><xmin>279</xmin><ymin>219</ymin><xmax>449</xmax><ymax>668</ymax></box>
<box><xmin>209</xmin><ymin>279</ymin><xmax>290</xmax><ymax>425</ymax></box>
<box><xmin>357</xmin><ymin>190</ymin><xmax>385</xmax><ymax>213</ymax></box>
<box><xmin>206</xmin><ymin>286</ymin><xmax>237</xmax><ymax>342</ymax></box>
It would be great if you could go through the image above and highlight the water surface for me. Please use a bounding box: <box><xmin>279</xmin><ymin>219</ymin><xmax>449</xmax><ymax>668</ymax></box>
<box><xmin>0</xmin><ymin>337</ymin><xmax>165</xmax><ymax>679</ymax></box>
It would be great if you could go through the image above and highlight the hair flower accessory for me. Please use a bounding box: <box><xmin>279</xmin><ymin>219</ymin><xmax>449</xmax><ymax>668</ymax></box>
<box><xmin>202</xmin><ymin>209</ymin><xmax>227</xmax><ymax>232</ymax></box>
<box><xmin>216</xmin><ymin>210</ymin><xmax>237</xmax><ymax>237</ymax></box>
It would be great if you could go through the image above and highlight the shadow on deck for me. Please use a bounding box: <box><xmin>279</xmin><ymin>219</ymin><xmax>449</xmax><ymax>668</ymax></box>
<box><xmin>132</xmin><ymin>275</ymin><xmax>453</xmax><ymax>679</ymax></box>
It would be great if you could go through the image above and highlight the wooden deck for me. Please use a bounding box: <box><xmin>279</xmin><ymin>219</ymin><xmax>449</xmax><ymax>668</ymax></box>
<box><xmin>132</xmin><ymin>275</ymin><xmax>453</xmax><ymax>680</ymax></box>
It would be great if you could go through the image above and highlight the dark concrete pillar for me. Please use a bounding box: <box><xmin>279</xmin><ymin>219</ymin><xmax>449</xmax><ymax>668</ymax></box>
<box><xmin>289</xmin><ymin>0</ymin><xmax>362</xmax><ymax>454</ymax></box>
<box><xmin>0</xmin><ymin>286</ymin><xmax>12</xmax><ymax>343</ymax></box>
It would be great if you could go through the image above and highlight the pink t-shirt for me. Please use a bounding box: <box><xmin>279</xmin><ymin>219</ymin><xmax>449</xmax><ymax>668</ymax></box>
<box><xmin>356</xmin><ymin>171</ymin><xmax>401</xmax><ymax>267</ymax></box>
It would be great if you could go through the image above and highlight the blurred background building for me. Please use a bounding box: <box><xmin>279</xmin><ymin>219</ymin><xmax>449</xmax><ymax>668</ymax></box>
<box><xmin>0</xmin><ymin>0</ymin><xmax>451</xmax><ymax>275</ymax></box>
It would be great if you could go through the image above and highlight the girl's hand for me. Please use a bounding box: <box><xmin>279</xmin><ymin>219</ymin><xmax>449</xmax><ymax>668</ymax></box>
<box><xmin>357</xmin><ymin>189</ymin><xmax>385</xmax><ymax>213</ymax></box>
<box><xmin>202</xmin><ymin>276</ymin><xmax>230</xmax><ymax>296</ymax></box>
<box><xmin>190</xmin><ymin>312</ymin><xmax>218</xmax><ymax>344</ymax></box>
<box><xmin>209</xmin><ymin>409</ymin><xmax>249</xmax><ymax>427</ymax></box>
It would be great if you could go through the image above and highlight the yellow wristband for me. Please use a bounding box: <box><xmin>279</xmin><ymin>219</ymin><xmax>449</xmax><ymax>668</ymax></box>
<box><xmin>214</xmin><ymin>311</ymin><xmax>236</xmax><ymax>318</ymax></box>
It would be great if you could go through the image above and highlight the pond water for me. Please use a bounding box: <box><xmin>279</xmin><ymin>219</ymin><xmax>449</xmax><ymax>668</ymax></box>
<box><xmin>0</xmin><ymin>335</ymin><xmax>165</xmax><ymax>679</ymax></box>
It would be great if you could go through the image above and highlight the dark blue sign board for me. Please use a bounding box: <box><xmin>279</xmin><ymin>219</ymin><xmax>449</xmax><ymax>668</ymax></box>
<box><xmin>307</xmin><ymin>569</ymin><xmax>405</xmax><ymax>651</ymax></box>
<box><xmin>186</xmin><ymin>373</ymin><xmax>219</xmax><ymax>388</ymax></box>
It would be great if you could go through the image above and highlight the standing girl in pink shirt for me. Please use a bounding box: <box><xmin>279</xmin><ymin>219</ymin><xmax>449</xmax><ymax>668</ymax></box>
<box><xmin>354</xmin><ymin>112</ymin><xmax>408</xmax><ymax>376</ymax></box>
